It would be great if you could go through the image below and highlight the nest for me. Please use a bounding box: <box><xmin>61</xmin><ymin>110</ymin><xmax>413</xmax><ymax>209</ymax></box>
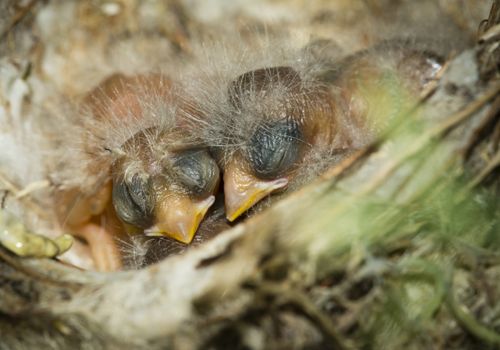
<box><xmin>1</xmin><ymin>1</ymin><xmax>499</xmax><ymax>349</ymax></box>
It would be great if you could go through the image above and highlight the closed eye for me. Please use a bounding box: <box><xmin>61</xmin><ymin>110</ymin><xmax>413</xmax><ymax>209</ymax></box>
<box><xmin>112</xmin><ymin>173</ymin><xmax>154</xmax><ymax>228</ymax></box>
<box><xmin>171</xmin><ymin>149</ymin><xmax>219</xmax><ymax>196</ymax></box>
<box><xmin>247</xmin><ymin>118</ymin><xmax>303</xmax><ymax>179</ymax></box>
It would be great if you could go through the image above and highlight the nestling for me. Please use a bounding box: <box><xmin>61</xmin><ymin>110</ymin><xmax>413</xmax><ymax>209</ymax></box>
<box><xmin>186</xmin><ymin>39</ymin><xmax>442</xmax><ymax>221</ymax></box>
<box><xmin>53</xmin><ymin>73</ymin><xmax>220</xmax><ymax>270</ymax></box>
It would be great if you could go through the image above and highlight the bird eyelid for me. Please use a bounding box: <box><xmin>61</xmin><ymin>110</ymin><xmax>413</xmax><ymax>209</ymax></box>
<box><xmin>112</xmin><ymin>173</ymin><xmax>154</xmax><ymax>228</ymax></box>
<box><xmin>266</xmin><ymin>116</ymin><xmax>306</xmax><ymax>143</ymax></box>
<box><xmin>170</xmin><ymin>149</ymin><xmax>219</xmax><ymax>196</ymax></box>
<box><xmin>247</xmin><ymin>118</ymin><xmax>303</xmax><ymax>179</ymax></box>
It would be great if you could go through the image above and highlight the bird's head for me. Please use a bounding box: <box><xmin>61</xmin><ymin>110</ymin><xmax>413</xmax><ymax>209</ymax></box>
<box><xmin>214</xmin><ymin>66</ymin><xmax>337</xmax><ymax>221</ymax></box>
<box><xmin>111</xmin><ymin>128</ymin><xmax>220</xmax><ymax>244</ymax></box>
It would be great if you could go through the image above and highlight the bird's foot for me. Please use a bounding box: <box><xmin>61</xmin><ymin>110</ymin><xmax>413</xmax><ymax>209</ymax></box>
<box><xmin>76</xmin><ymin>222</ymin><xmax>123</xmax><ymax>272</ymax></box>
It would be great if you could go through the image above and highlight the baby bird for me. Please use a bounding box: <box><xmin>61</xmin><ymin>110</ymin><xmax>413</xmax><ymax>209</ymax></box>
<box><xmin>188</xmin><ymin>40</ymin><xmax>442</xmax><ymax>221</ymax></box>
<box><xmin>218</xmin><ymin>66</ymin><xmax>344</xmax><ymax>221</ymax></box>
<box><xmin>53</xmin><ymin>73</ymin><xmax>219</xmax><ymax>270</ymax></box>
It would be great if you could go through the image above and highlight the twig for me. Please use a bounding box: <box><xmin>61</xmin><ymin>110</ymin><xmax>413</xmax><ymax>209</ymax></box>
<box><xmin>257</xmin><ymin>282</ymin><xmax>355</xmax><ymax>350</ymax></box>
<box><xmin>479</xmin><ymin>0</ymin><xmax>500</xmax><ymax>36</ymax></box>
<box><xmin>493</xmin><ymin>117</ymin><xmax>500</xmax><ymax>151</ymax></box>
<box><xmin>0</xmin><ymin>172</ymin><xmax>20</xmax><ymax>195</ymax></box>
<box><xmin>463</xmin><ymin>95</ymin><xmax>500</xmax><ymax>161</ymax></box>
<box><xmin>0</xmin><ymin>245</ymin><xmax>99</xmax><ymax>287</ymax></box>
<box><xmin>15</xmin><ymin>180</ymin><xmax>50</xmax><ymax>199</ymax></box>
<box><xmin>478</xmin><ymin>23</ymin><xmax>500</xmax><ymax>44</ymax></box>
<box><xmin>467</xmin><ymin>150</ymin><xmax>500</xmax><ymax>188</ymax></box>
<box><xmin>336</xmin><ymin>285</ymin><xmax>380</xmax><ymax>334</ymax></box>
<box><xmin>445</xmin><ymin>271</ymin><xmax>500</xmax><ymax>346</ymax></box>
<box><xmin>419</xmin><ymin>59</ymin><xmax>451</xmax><ymax>101</ymax></box>
<box><xmin>0</xmin><ymin>172</ymin><xmax>47</xmax><ymax>218</ymax></box>
<box><xmin>478</xmin><ymin>0</ymin><xmax>500</xmax><ymax>79</ymax></box>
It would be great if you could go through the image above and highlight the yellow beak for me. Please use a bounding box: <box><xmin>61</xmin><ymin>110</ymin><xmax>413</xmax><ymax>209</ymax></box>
<box><xmin>224</xmin><ymin>160</ymin><xmax>288</xmax><ymax>222</ymax></box>
<box><xmin>145</xmin><ymin>194</ymin><xmax>215</xmax><ymax>244</ymax></box>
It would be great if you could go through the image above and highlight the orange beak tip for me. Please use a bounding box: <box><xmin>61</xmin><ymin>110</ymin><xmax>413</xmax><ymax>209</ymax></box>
<box><xmin>172</xmin><ymin>233</ymin><xmax>194</xmax><ymax>245</ymax></box>
<box><xmin>147</xmin><ymin>195</ymin><xmax>215</xmax><ymax>243</ymax></box>
<box><xmin>226</xmin><ymin>212</ymin><xmax>239</xmax><ymax>222</ymax></box>
<box><xmin>225</xmin><ymin>177</ymin><xmax>289</xmax><ymax>222</ymax></box>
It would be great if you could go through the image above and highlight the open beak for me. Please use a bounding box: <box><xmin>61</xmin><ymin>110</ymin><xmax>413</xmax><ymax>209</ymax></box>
<box><xmin>145</xmin><ymin>194</ymin><xmax>215</xmax><ymax>244</ymax></box>
<box><xmin>224</xmin><ymin>160</ymin><xmax>288</xmax><ymax>222</ymax></box>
